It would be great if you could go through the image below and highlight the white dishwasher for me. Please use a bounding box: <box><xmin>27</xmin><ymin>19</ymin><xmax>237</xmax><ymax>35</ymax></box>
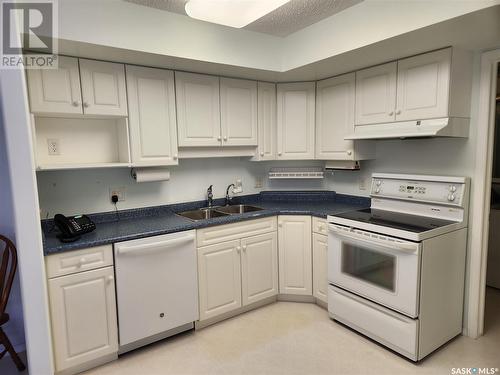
<box><xmin>114</xmin><ymin>230</ymin><xmax>198</xmax><ymax>353</ymax></box>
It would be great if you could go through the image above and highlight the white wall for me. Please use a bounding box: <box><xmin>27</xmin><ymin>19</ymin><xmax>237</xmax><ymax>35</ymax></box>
<box><xmin>0</xmin><ymin>106</ymin><xmax>25</xmax><ymax>352</ymax></box>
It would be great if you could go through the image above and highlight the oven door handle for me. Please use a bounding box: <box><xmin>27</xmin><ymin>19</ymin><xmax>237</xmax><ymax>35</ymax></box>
<box><xmin>328</xmin><ymin>224</ymin><xmax>419</xmax><ymax>254</ymax></box>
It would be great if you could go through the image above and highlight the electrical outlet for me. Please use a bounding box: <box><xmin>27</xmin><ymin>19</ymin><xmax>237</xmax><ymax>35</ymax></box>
<box><xmin>109</xmin><ymin>187</ymin><xmax>126</xmax><ymax>202</ymax></box>
<box><xmin>47</xmin><ymin>139</ymin><xmax>60</xmax><ymax>155</ymax></box>
<box><xmin>254</xmin><ymin>176</ymin><xmax>263</xmax><ymax>189</ymax></box>
<box><xmin>233</xmin><ymin>178</ymin><xmax>243</xmax><ymax>193</ymax></box>
<box><xmin>358</xmin><ymin>177</ymin><xmax>367</xmax><ymax>191</ymax></box>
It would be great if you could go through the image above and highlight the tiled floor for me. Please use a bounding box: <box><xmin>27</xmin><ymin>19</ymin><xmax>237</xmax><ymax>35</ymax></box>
<box><xmin>2</xmin><ymin>288</ymin><xmax>499</xmax><ymax>375</ymax></box>
<box><xmin>83</xmin><ymin>288</ymin><xmax>500</xmax><ymax>375</ymax></box>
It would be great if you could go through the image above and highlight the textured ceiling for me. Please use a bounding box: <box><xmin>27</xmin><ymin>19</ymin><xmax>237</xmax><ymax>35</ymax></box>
<box><xmin>124</xmin><ymin>0</ymin><xmax>363</xmax><ymax>37</ymax></box>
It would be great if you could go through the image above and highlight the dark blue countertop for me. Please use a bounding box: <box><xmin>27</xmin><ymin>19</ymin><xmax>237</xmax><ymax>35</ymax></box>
<box><xmin>42</xmin><ymin>191</ymin><xmax>370</xmax><ymax>255</ymax></box>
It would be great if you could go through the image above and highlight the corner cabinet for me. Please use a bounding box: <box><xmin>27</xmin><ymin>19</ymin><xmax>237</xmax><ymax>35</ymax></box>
<box><xmin>277</xmin><ymin>82</ymin><xmax>315</xmax><ymax>160</ymax></box>
<box><xmin>45</xmin><ymin>246</ymin><xmax>118</xmax><ymax>374</ymax></box>
<box><xmin>253</xmin><ymin>82</ymin><xmax>276</xmax><ymax>161</ymax></box>
<box><xmin>316</xmin><ymin>73</ymin><xmax>374</xmax><ymax>160</ymax></box>
<box><xmin>26</xmin><ymin>56</ymin><xmax>83</xmax><ymax>115</ymax></box>
<box><xmin>278</xmin><ymin>215</ymin><xmax>312</xmax><ymax>295</ymax></box>
<box><xmin>175</xmin><ymin>72</ymin><xmax>222</xmax><ymax>147</ymax></box>
<box><xmin>220</xmin><ymin>78</ymin><xmax>258</xmax><ymax>146</ymax></box>
<box><xmin>126</xmin><ymin>65</ymin><xmax>178</xmax><ymax>166</ymax></box>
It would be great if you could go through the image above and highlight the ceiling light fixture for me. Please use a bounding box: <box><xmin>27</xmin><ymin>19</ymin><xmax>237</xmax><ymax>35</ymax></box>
<box><xmin>185</xmin><ymin>0</ymin><xmax>291</xmax><ymax>29</ymax></box>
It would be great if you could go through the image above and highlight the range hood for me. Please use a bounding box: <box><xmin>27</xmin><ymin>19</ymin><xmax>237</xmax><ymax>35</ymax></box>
<box><xmin>345</xmin><ymin>117</ymin><xmax>469</xmax><ymax>140</ymax></box>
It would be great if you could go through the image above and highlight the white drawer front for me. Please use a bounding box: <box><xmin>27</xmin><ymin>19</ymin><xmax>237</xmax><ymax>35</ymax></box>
<box><xmin>312</xmin><ymin>217</ymin><xmax>327</xmax><ymax>235</ymax></box>
<box><xmin>328</xmin><ymin>286</ymin><xmax>418</xmax><ymax>360</ymax></box>
<box><xmin>46</xmin><ymin>245</ymin><xmax>113</xmax><ymax>279</ymax></box>
<box><xmin>197</xmin><ymin>217</ymin><xmax>277</xmax><ymax>247</ymax></box>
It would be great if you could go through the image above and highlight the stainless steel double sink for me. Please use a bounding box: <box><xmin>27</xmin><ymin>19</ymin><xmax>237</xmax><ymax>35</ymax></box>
<box><xmin>177</xmin><ymin>204</ymin><xmax>264</xmax><ymax>221</ymax></box>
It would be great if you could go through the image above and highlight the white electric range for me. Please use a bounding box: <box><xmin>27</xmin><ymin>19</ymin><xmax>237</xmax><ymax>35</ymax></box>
<box><xmin>327</xmin><ymin>173</ymin><xmax>470</xmax><ymax>361</ymax></box>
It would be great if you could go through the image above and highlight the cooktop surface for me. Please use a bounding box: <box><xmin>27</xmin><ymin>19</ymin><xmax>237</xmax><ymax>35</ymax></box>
<box><xmin>330</xmin><ymin>208</ymin><xmax>456</xmax><ymax>233</ymax></box>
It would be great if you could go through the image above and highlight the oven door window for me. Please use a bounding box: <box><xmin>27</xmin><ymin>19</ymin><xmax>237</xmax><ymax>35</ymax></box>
<box><xmin>341</xmin><ymin>242</ymin><xmax>396</xmax><ymax>292</ymax></box>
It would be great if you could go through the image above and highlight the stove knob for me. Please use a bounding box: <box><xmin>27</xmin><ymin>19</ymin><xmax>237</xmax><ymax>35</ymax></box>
<box><xmin>448</xmin><ymin>194</ymin><xmax>456</xmax><ymax>201</ymax></box>
<box><xmin>449</xmin><ymin>185</ymin><xmax>457</xmax><ymax>192</ymax></box>
<box><xmin>375</xmin><ymin>188</ymin><xmax>381</xmax><ymax>194</ymax></box>
<box><xmin>376</xmin><ymin>180</ymin><xmax>382</xmax><ymax>186</ymax></box>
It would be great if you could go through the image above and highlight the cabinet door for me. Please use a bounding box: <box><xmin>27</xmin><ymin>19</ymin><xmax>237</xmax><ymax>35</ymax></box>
<box><xmin>79</xmin><ymin>59</ymin><xmax>128</xmax><ymax>116</ymax></box>
<box><xmin>27</xmin><ymin>56</ymin><xmax>82</xmax><ymax>114</ymax></box>
<box><xmin>355</xmin><ymin>62</ymin><xmax>397</xmax><ymax>125</ymax></box>
<box><xmin>198</xmin><ymin>240</ymin><xmax>242</xmax><ymax>320</ymax></box>
<box><xmin>278</xmin><ymin>215</ymin><xmax>312</xmax><ymax>295</ymax></box>
<box><xmin>175</xmin><ymin>72</ymin><xmax>221</xmax><ymax>147</ymax></box>
<box><xmin>241</xmin><ymin>232</ymin><xmax>278</xmax><ymax>305</ymax></box>
<box><xmin>316</xmin><ymin>73</ymin><xmax>356</xmax><ymax>160</ymax></box>
<box><xmin>48</xmin><ymin>267</ymin><xmax>118</xmax><ymax>372</ymax></box>
<box><xmin>126</xmin><ymin>65</ymin><xmax>178</xmax><ymax>166</ymax></box>
<box><xmin>313</xmin><ymin>233</ymin><xmax>328</xmax><ymax>304</ymax></box>
<box><xmin>254</xmin><ymin>82</ymin><xmax>276</xmax><ymax>161</ymax></box>
<box><xmin>220</xmin><ymin>78</ymin><xmax>258</xmax><ymax>146</ymax></box>
<box><xmin>395</xmin><ymin>49</ymin><xmax>451</xmax><ymax>121</ymax></box>
<box><xmin>277</xmin><ymin>82</ymin><xmax>315</xmax><ymax>160</ymax></box>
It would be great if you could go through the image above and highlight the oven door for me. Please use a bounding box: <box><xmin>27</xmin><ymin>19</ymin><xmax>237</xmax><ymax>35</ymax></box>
<box><xmin>328</xmin><ymin>224</ymin><xmax>421</xmax><ymax>318</ymax></box>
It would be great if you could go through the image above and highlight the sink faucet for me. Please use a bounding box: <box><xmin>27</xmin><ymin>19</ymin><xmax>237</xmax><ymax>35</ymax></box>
<box><xmin>207</xmin><ymin>185</ymin><xmax>214</xmax><ymax>208</ymax></box>
<box><xmin>225</xmin><ymin>184</ymin><xmax>235</xmax><ymax>206</ymax></box>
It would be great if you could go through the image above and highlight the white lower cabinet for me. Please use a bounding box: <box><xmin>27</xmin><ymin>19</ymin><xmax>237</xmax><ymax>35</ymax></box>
<box><xmin>48</xmin><ymin>266</ymin><xmax>118</xmax><ymax>373</ymax></box>
<box><xmin>241</xmin><ymin>232</ymin><xmax>278</xmax><ymax>305</ymax></box>
<box><xmin>278</xmin><ymin>215</ymin><xmax>312</xmax><ymax>295</ymax></box>
<box><xmin>197</xmin><ymin>218</ymin><xmax>278</xmax><ymax>321</ymax></box>
<box><xmin>313</xmin><ymin>233</ymin><xmax>328</xmax><ymax>303</ymax></box>
<box><xmin>198</xmin><ymin>240</ymin><xmax>243</xmax><ymax>321</ymax></box>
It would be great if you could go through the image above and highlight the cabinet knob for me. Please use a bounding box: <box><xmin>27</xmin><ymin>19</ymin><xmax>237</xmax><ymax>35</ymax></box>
<box><xmin>260</xmin><ymin>152</ymin><xmax>264</xmax><ymax>157</ymax></box>
<box><xmin>396</xmin><ymin>109</ymin><xmax>401</xmax><ymax>115</ymax></box>
<box><xmin>278</xmin><ymin>222</ymin><xmax>283</xmax><ymax>227</ymax></box>
<box><xmin>173</xmin><ymin>154</ymin><xmax>178</xmax><ymax>160</ymax></box>
<box><xmin>72</xmin><ymin>101</ymin><xmax>79</xmax><ymax>107</ymax></box>
<box><xmin>83</xmin><ymin>102</ymin><xmax>89</xmax><ymax>108</ymax></box>
<box><xmin>319</xmin><ymin>225</ymin><xmax>324</xmax><ymax>231</ymax></box>
<box><xmin>223</xmin><ymin>136</ymin><xmax>228</xmax><ymax>141</ymax></box>
<box><xmin>278</xmin><ymin>152</ymin><xmax>282</xmax><ymax>156</ymax></box>
<box><xmin>217</xmin><ymin>136</ymin><xmax>222</xmax><ymax>141</ymax></box>
<box><xmin>242</xmin><ymin>245</ymin><xmax>247</xmax><ymax>251</ymax></box>
<box><xmin>347</xmin><ymin>150</ymin><xmax>352</xmax><ymax>156</ymax></box>
<box><xmin>236</xmin><ymin>246</ymin><xmax>241</xmax><ymax>253</ymax></box>
<box><xmin>107</xmin><ymin>275</ymin><xmax>114</xmax><ymax>283</ymax></box>
<box><xmin>388</xmin><ymin>111</ymin><xmax>394</xmax><ymax>116</ymax></box>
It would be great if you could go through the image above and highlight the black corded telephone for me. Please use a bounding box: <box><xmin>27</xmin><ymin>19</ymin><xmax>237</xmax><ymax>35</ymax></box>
<box><xmin>54</xmin><ymin>214</ymin><xmax>96</xmax><ymax>242</ymax></box>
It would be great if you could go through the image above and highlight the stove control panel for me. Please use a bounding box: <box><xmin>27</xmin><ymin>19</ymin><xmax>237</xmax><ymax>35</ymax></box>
<box><xmin>370</xmin><ymin>175</ymin><xmax>468</xmax><ymax>207</ymax></box>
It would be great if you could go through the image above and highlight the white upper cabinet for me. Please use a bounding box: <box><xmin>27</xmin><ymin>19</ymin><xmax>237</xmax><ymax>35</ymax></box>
<box><xmin>175</xmin><ymin>72</ymin><xmax>221</xmax><ymax>147</ymax></box>
<box><xmin>277</xmin><ymin>82</ymin><xmax>315</xmax><ymax>160</ymax></box>
<box><xmin>220</xmin><ymin>78</ymin><xmax>258</xmax><ymax>146</ymax></box>
<box><xmin>253</xmin><ymin>82</ymin><xmax>276</xmax><ymax>161</ymax></box>
<box><xmin>79</xmin><ymin>59</ymin><xmax>128</xmax><ymax>117</ymax></box>
<box><xmin>126</xmin><ymin>66</ymin><xmax>178</xmax><ymax>166</ymax></box>
<box><xmin>395</xmin><ymin>48</ymin><xmax>451</xmax><ymax>122</ymax></box>
<box><xmin>355</xmin><ymin>62</ymin><xmax>397</xmax><ymax>125</ymax></box>
<box><xmin>27</xmin><ymin>56</ymin><xmax>83</xmax><ymax>115</ymax></box>
<box><xmin>316</xmin><ymin>73</ymin><xmax>355</xmax><ymax>160</ymax></box>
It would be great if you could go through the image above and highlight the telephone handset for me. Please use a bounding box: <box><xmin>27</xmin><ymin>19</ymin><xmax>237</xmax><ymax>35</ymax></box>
<box><xmin>54</xmin><ymin>214</ymin><xmax>96</xmax><ymax>242</ymax></box>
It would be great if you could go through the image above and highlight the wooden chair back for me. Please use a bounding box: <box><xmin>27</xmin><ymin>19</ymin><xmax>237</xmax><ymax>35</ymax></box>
<box><xmin>0</xmin><ymin>235</ymin><xmax>17</xmax><ymax>316</ymax></box>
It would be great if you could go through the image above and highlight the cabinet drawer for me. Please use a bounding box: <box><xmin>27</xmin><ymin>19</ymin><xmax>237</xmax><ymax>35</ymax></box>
<box><xmin>197</xmin><ymin>217</ymin><xmax>277</xmax><ymax>247</ymax></box>
<box><xmin>46</xmin><ymin>245</ymin><xmax>113</xmax><ymax>279</ymax></box>
<box><xmin>312</xmin><ymin>217</ymin><xmax>327</xmax><ymax>235</ymax></box>
<box><xmin>328</xmin><ymin>286</ymin><xmax>418</xmax><ymax>360</ymax></box>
